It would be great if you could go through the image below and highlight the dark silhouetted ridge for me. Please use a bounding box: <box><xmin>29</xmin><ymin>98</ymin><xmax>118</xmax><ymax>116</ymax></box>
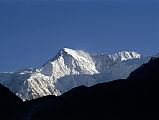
<box><xmin>0</xmin><ymin>84</ymin><xmax>23</xmax><ymax>120</ymax></box>
<box><xmin>1</xmin><ymin>57</ymin><xmax>159</xmax><ymax>120</ymax></box>
<box><xmin>25</xmin><ymin>57</ymin><xmax>159</xmax><ymax>120</ymax></box>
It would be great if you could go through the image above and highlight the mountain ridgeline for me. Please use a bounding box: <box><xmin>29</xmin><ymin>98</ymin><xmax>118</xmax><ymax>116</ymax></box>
<box><xmin>0</xmin><ymin>56</ymin><xmax>159</xmax><ymax>120</ymax></box>
<box><xmin>26</xmin><ymin>57</ymin><xmax>159</xmax><ymax>120</ymax></box>
<box><xmin>0</xmin><ymin>48</ymin><xmax>150</xmax><ymax>101</ymax></box>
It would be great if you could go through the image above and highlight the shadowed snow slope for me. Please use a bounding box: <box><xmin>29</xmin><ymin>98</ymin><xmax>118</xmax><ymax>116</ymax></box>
<box><xmin>0</xmin><ymin>48</ymin><xmax>150</xmax><ymax>101</ymax></box>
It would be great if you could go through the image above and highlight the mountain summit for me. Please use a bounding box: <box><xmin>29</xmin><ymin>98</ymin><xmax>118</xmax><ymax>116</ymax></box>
<box><xmin>0</xmin><ymin>48</ymin><xmax>150</xmax><ymax>101</ymax></box>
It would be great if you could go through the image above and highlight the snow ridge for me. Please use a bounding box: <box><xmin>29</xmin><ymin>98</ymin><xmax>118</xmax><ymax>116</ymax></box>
<box><xmin>0</xmin><ymin>48</ymin><xmax>150</xmax><ymax>101</ymax></box>
<box><xmin>108</xmin><ymin>51</ymin><xmax>141</xmax><ymax>62</ymax></box>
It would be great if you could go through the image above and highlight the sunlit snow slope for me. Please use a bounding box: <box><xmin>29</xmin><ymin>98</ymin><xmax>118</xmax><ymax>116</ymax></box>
<box><xmin>0</xmin><ymin>48</ymin><xmax>150</xmax><ymax>101</ymax></box>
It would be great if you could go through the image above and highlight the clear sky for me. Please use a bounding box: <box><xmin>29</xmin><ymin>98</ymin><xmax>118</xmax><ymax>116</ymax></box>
<box><xmin>0</xmin><ymin>0</ymin><xmax>159</xmax><ymax>72</ymax></box>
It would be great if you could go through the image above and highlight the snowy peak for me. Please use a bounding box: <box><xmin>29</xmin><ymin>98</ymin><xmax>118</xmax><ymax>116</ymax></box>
<box><xmin>59</xmin><ymin>48</ymin><xmax>91</xmax><ymax>61</ymax></box>
<box><xmin>60</xmin><ymin>48</ymin><xmax>77</xmax><ymax>56</ymax></box>
<box><xmin>58</xmin><ymin>48</ymin><xmax>76</xmax><ymax>57</ymax></box>
<box><xmin>0</xmin><ymin>48</ymin><xmax>150</xmax><ymax>101</ymax></box>
<box><xmin>41</xmin><ymin>48</ymin><xmax>98</xmax><ymax>77</ymax></box>
<box><xmin>54</xmin><ymin>48</ymin><xmax>141</xmax><ymax>63</ymax></box>
<box><xmin>109</xmin><ymin>51</ymin><xmax>141</xmax><ymax>62</ymax></box>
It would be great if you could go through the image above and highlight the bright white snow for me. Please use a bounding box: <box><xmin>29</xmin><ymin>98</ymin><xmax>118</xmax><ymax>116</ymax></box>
<box><xmin>0</xmin><ymin>48</ymin><xmax>150</xmax><ymax>101</ymax></box>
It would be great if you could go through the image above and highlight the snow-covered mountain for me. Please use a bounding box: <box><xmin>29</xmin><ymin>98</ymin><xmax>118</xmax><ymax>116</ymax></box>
<box><xmin>0</xmin><ymin>48</ymin><xmax>150</xmax><ymax>101</ymax></box>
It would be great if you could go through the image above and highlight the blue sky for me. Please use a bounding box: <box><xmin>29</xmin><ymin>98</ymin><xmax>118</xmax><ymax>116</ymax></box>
<box><xmin>0</xmin><ymin>0</ymin><xmax>159</xmax><ymax>72</ymax></box>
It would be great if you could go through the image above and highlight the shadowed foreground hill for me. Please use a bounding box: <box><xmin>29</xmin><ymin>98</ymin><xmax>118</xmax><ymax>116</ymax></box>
<box><xmin>0</xmin><ymin>57</ymin><xmax>159</xmax><ymax>120</ymax></box>
<box><xmin>0</xmin><ymin>84</ymin><xmax>23</xmax><ymax>120</ymax></box>
<box><xmin>25</xmin><ymin>57</ymin><xmax>159</xmax><ymax>120</ymax></box>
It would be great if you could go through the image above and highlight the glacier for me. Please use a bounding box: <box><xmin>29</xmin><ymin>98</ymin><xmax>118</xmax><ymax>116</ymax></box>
<box><xmin>0</xmin><ymin>48</ymin><xmax>151</xmax><ymax>101</ymax></box>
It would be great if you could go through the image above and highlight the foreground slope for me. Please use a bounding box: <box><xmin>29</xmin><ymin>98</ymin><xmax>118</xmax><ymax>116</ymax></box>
<box><xmin>0</xmin><ymin>48</ymin><xmax>149</xmax><ymax>100</ymax></box>
<box><xmin>0</xmin><ymin>84</ymin><xmax>23</xmax><ymax>120</ymax></box>
<box><xmin>23</xmin><ymin>57</ymin><xmax>159</xmax><ymax>120</ymax></box>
